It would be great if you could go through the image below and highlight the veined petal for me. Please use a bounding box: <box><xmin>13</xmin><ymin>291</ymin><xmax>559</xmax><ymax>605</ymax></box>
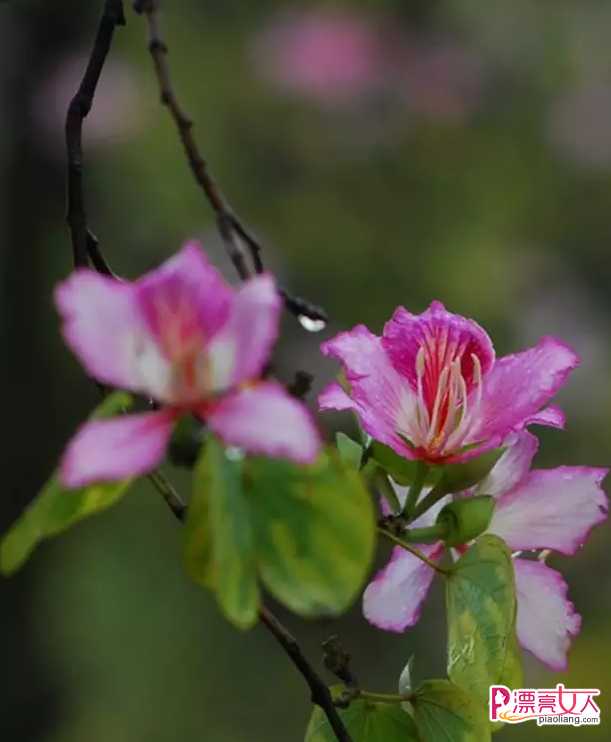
<box><xmin>514</xmin><ymin>558</ymin><xmax>581</xmax><ymax>671</ymax></box>
<box><xmin>319</xmin><ymin>325</ymin><xmax>417</xmax><ymax>457</ymax></box>
<box><xmin>489</xmin><ymin>467</ymin><xmax>608</xmax><ymax>554</ymax></box>
<box><xmin>474</xmin><ymin>336</ymin><xmax>579</xmax><ymax>445</ymax></box>
<box><xmin>363</xmin><ymin>543</ymin><xmax>443</xmax><ymax>632</ymax></box>
<box><xmin>207</xmin><ymin>274</ymin><xmax>281</xmax><ymax>391</ymax></box>
<box><xmin>477</xmin><ymin>431</ymin><xmax>539</xmax><ymax>499</ymax></box>
<box><xmin>60</xmin><ymin>409</ymin><xmax>176</xmax><ymax>488</ymax></box>
<box><xmin>55</xmin><ymin>270</ymin><xmax>146</xmax><ymax>390</ymax></box>
<box><xmin>382</xmin><ymin>301</ymin><xmax>494</xmax><ymax>396</ymax></box>
<box><xmin>135</xmin><ymin>242</ymin><xmax>232</xmax><ymax>345</ymax></box>
<box><xmin>206</xmin><ymin>382</ymin><xmax>320</xmax><ymax>464</ymax></box>
<box><xmin>132</xmin><ymin>243</ymin><xmax>234</xmax><ymax>404</ymax></box>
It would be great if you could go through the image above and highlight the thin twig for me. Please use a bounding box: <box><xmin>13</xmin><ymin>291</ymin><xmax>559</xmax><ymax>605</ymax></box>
<box><xmin>133</xmin><ymin>0</ymin><xmax>257</xmax><ymax>279</ymax></box>
<box><xmin>259</xmin><ymin>606</ymin><xmax>353</xmax><ymax>742</ymax></box>
<box><xmin>379</xmin><ymin>528</ymin><xmax>448</xmax><ymax>575</ymax></box>
<box><xmin>322</xmin><ymin>635</ymin><xmax>358</xmax><ymax>689</ymax></box>
<box><xmin>132</xmin><ymin>0</ymin><xmax>328</xmax><ymax>324</ymax></box>
<box><xmin>148</xmin><ymin>470</ymin><xmax>187</xmax><ymax>521</ymax></box>
<box><xmin>65</xmin><ymin>0</ymin><xmax>126</xmax><ymax>268</ymax></box>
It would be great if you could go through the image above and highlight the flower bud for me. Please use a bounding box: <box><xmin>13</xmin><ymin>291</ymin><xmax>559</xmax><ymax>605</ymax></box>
<box><xmin>436</xmin><ymin>495</ymin><xmax>495</xmax><ymax>546</ymax></box>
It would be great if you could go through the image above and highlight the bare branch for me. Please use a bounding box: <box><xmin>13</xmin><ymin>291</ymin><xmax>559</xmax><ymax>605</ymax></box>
<box><xmin>132</xmin><ymin>0</ymin><xmax>328</xmax><ymax>324</ymax></box>
<box><xmin>259</xmin><ymin>606</ymin><xmax>353</xmax><ymax>742</ymax></box>
<box><xmin>65</xmin><ymin>0</ymin><xmax>126</xmax><ymax>268</ymax></box>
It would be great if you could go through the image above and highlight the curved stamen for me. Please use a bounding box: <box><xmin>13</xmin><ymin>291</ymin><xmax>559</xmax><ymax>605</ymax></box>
<box><xmin>414</xmin><ymin>346</ymin><xmax>430</xmax><ymax>440</ymax></box>
<box><xmin>427</xmin><ymin>363</ymin><xmax>450</xmax><ymax>446</ymax></box>
<box><xmin>430</xmin><ymin>359</ymin><xmax>461</xmax><ymax>451</ymax></box>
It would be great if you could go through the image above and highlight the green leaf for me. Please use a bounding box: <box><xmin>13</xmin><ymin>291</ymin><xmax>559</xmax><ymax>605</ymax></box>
<box><xmin>335</xmin><ymin>432</ymin><xmax>363</xmax><ymax>469</ymax></box>
<box><xmin>249</xmin><ymin>450</ymin><xmax>376</xmax><ymax>617</ymax></box>
<box><xmin>436</xmin><ymin>495</ymin><xmax>495</xmax><ymax>547</ymax></box>
<box><xmin>185</xmin><ymin>438</ymin><xmax>259</xmax><ymax>629</ymax></box>
<box><xmin>305</xmin><ymin>688</ymin><xmax>418</xmax><ymax>742</ymax></box>
<box><xmin>1</xmin><ymin>392</ymin><xmax>134</xmax><ymax>576</ymax></box>
<box><xmin>446</xmin><ymin>535</ymin><xmax>520</xmax><ymax>709</ymax></box>
<box><xmin>491</xmin><ymin>631</ymin><xmax>523</xmax><ymax>732</ymax></box>
<box><xmin>435</xmin><ymin>448</ymin><xmax>505</xmax><ymax>495</ymax></box>
<box><xmin>412</xmin><ymin>679</ymin><xmax>490</xmax><ymax>741</ymax></box>
<box><xmin>184</xmin><ymin>444</ymin><xmax>375</xmax><ymax>625</ymax></box>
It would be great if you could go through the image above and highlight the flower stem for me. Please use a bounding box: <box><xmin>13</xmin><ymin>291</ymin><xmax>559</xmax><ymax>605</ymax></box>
<box><xmin>402</xmin><ymin>523</ymin><xmax>448</xmax><ymax>544</ymax></box>
<box><xmin>402</xmin><ymin>460</ymin><xmax>428</xmax><ymax>517</ymax></box>
<box><xmin>408</xmin><ymin>482</ymin><xmax>448</xmax><ymax>523</ymax></box>
<box><xmin>374</xmin><ymin>468</ymin><xmax>401</xmax><ymax>514</ymax></box>
<box><xmin>358</xmin><ymin>690</ymin><xmax>412</xmax><ymax>704</ymax></box>
<box><xmin>378</xmin><ymin>528</ymin><xmax>448</xmax><ymax>575</ymax></box>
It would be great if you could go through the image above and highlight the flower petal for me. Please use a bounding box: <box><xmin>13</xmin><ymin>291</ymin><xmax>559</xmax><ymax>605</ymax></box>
<box><xmin>135</xmin><ymin>241</ymin><xmax>233</xmax><ymax>346</ymax></box>
<box><xmin>206</xmin><ymin>382</ymin><xmax>320</xmax><ymax>463</ymax></box>
<box><xmin>60</xmin><ymin>410</ymin><xmax>176</xmax><ymax>488</ymax></box>
<box><xmin>363</xmin><ymin>543</ymin><xmax>444</xmax><ymax>632</ymax></box>
<box><xmin>318</xmin><ymin>382</ymin><xmax>354</xmax><ymax>411</ymax></box>
<box><xmin>382</xmin><ymin>301</ymin><xmax>495</xmax><ymax>395</ymax></box>
<box><xmin>319</xmin><ymin>325</ymin><xmax>416</xmax><ymax>457</ymax></box>
<box><xmin>489</xmin><ymin>467</ymin><xmax>608</xmax><ymax>554</ymax></box>
<box><xmin>477</xmin><ymin>431</ymin><xmax>539</xmax><ymax>499</ymax></box>
<box><xmin>55</xmin><ymin>270</ymin><xmax>146</xmax><ymax>390</ymax></box>
<box><xmin>525</xmin><ymin>405</ymin><xmax>565</xmax><ymax>430</ymax></box>
<box><xmin>207</xmin><ymin>274</ymin><xmax>281</xmax><ymax>390</ymax></box>
<box><xmin>474</xmin><ymin>336</ymin><xmax>579</xmax><ymax>444</ymax></box>
<box><xmin>514</xmin><ymin>558</ymin><xmax>581</xmax><ymax>671</ymax></box>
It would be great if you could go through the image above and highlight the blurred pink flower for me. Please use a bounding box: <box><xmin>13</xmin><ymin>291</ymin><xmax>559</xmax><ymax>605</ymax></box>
<box><xmin>253</xmin><ymin>9</ymin><xmax>484</xmax><ymax>123</ymax></box>
<box><xmin>55</xmin><ymin>243</ymin><xmax>321</xmax><ymax>486</ymax></box>
<box><xmin>252</xmin><ymin>9</ymin><xmax>390</xmax><ymax>106</ymax></box>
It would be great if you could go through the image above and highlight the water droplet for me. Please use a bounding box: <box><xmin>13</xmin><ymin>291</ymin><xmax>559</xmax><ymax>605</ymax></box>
<box><xmin>225</xmin><ymin>446</ymin><xmax>245</xmax><ymax>461</ymax></box>
<box><xmin>298</xmin><ymin>315</ymin><xmax>326</xmax><ymax>333</ymax></box>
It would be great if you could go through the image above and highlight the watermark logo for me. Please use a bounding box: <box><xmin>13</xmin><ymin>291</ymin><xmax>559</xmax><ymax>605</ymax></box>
<box><xmin>489</xmin><ymin>684</ymin><xmax>601</xmax><ymax>726</ymax></box>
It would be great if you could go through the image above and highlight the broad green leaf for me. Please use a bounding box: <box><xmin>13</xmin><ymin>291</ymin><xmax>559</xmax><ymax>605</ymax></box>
<box><xmin>412</xmin><ymin>679</ymin><xmax>490</xmax><ymax>741</ymax></box>
<box><xmin>446</xmin><ymin>535</ymin><xmax>519</xmax><ymax>708</ymax></box>
<box><xmin>1</xmin><ymin>392</ymin><xmax>134</xmax><ymax>575</ymax></box>
<box><xmin>305</xmin><ymin>687</ymin><xmax>418</xmax><ymax>742</ymax></box>
<box><xmin>249</xmin><ymin>451</ymin><xmax>375</xmax><ymax>617</ymax></box>
<box><xmin>335</xmin><ymin>432</ymin><xmax>363</xmax><ymax>469</ymax></box>
<box><xmin>185</xmin><ymin>438</ymin><xmax>259</xmax><ymax>629</ymax></box>
<box><xmin>491</xmin><ymin>631</ymin><xmax>523</xmax><ymax>732</ymax></box>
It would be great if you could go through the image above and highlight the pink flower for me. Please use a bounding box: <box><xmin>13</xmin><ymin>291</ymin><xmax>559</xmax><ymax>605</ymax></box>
<box><xmin>363</xmin><ymin>432</ymin><xmax>608</xmax><ymax>670</ymax></box>
<box><xmin>56</xmin><ymin>243</ymin><xmax>321</xmax><ymax>486</ymax></box>
<box><xmin>253</xmin><ymin>9</ymin><xmax>388</xmax><ymax>106</ymax></box>
<box><xmin>319</xmin><ymin>301</ymin><xmax>578</xmax><ymax>464</ymax></box>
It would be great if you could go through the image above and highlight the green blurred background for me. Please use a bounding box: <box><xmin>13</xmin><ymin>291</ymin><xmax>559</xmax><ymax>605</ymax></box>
<box><xmin>1</xmin><ymin>1</ymin><xmax>609</xmax><ymax>739</ymax></box>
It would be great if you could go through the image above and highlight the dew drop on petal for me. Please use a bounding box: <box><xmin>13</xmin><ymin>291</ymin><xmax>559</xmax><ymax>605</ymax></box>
<box><xmin>298</xmin><ymin>315</ymin><xmax>326</xmax><ymax>332</ymax></box>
